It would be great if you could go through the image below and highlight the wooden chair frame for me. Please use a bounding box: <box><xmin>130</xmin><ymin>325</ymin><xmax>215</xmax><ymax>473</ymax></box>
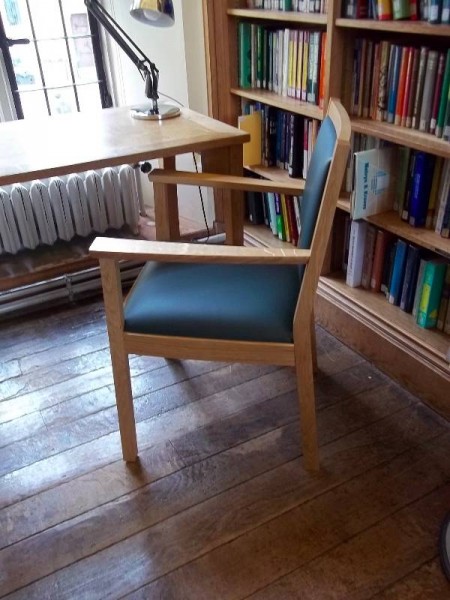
<box><xmin>90</xmin><ymin>99</ymin><xmax>350</xmax><ymax>472</ymax></box>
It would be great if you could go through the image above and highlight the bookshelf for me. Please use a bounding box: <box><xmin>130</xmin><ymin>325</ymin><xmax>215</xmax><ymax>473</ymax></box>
<box><xmin>202</xmin><ymin>0</ymin><xmax>450</xmax><ymax>417</ymax></box>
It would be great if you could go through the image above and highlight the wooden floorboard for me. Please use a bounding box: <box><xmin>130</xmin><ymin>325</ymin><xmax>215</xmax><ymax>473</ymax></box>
<box><xmin>0</xmin><ymin>299</ymin><xmax>449</xmax><ymax>599</ymax></box>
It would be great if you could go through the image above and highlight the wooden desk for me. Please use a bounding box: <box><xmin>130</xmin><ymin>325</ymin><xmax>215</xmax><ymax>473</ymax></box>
<box><xmin>0</xmin><ymin>106</ymin><xmax>249</xmax><ymax>245</ymax></box>
<box><xmin>0</xmin><ymin>106</ymin><xmax>249</xmax><ymax>290</ymax></box>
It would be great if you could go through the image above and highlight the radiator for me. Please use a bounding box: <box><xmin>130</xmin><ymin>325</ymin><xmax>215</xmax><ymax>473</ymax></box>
<box><xmin>0</xmin><ymin>164</ymin><xmax>141</xmax><ymax>255</ymax></box>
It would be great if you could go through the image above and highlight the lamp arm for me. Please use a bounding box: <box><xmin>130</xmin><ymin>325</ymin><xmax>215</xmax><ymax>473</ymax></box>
<box><xmin>84</xmin><ymin>0</ymin><xmax>159</xmax><ymax>107</ymax></box>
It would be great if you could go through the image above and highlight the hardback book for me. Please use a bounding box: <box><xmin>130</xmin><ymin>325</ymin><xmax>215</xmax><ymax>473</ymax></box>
<box><xmin>394</xmin><ymin>46</ymin><xmax>410</xmax><ymax>126</ymax></box>
<box><xmin>288</xmin><ymin>114</ymin><xmax>305</xmax><ymax>178</ymax></box>
<box><xmin>393</xmin><ymin>0</ymin><xmax>410</xmax><ymax>17</ymax></box>
<box><xmin>370</xmin><ymin>229</ymin><xmax>391</xmax><ymax>292</ymax></box>
<box><xmin>429</xmin><ymin>52</ymin><xmax>446</xmax><ymax>134</ymax></box>
<box><xmin>411</xmin><ymin>46</ymin><xmax>429</xmax><ymax>130</ymax></box>
<box><xmin>351</xmin><ymin>147</ymin><xmax>396</xmax><ymax>219</ymax></box>
<box><xmin>412</xmin><ymin>258</ymin><xmax>427</xmax><ymax>318</ymax></box>
<box><xmin>401</xmin><ymin>150</ymin><xmax>417</xmax><ymax>221</ymax></box>
<box><xmin>395</xmin><ymin>146</ymin><xmax>411</xmax><ymax>216</ymax></box>
<box><xmin>417</xmin><ymin>259</ymin><xmax>448</xmax><ymax>328</ymax></box>
<box><xmin>361</xmin><ymin>224</ymin><xmax>377</xmax><ymax>289</ymax></box>
<box><xmin>405</xmin><ymin>47</ymin><xmax>420</xmax><ymax>128</ymax></box>
<box><xmin>388</xmin><ymin>238</ymin><xmax>408</xmax><ymax>305</ymax></box>
<box><xmin>437</xmin><ymin>264</ymin><xmax>450</xmax><ymax>329</ymax></box>
<box><xmin>387</xmin><ymin>45</ymin><xmax>401</xmax><ymax>123</ymax></box>
<box><xmin>429</xmin><ymin>0</ymin><xmax>443</xmax><ymax>22</ymax></box>
<box><xmin>266</xmin><ymin>192</ymin><xmax>278</xmax><ymax>236</ymax></box>
<box><xmin>239</xmin><ymin>111</ymin><xmax>262</xmax><ymax>166</ymax></box>
<box><xmin>238</xmin><ymin>22</ymin><xmax>252</xmax><ymax>89</ymax></box>
<box><xmin>426</xmin><ymin>157</ymin><xmax>444</xmax><ymax>228</ymax></box>
<box><xmin>346</xmin><ymin>219</ymin><xmax>368</xmax><ymax>288</ymax></box>
<box><xmin>419</xmin><ymin>50</ymin><xmax>439</xmax><ymax>133</ymax></box>
<box><xmin>435</xmin><ymin>49</ymin><xmax>450</xmax><ymax>138</ymax></box>
<box><xmin>399</xmin><ymin>244</ymin><xmax>421</xmax><ymax>312</ymax></box>
<box><xmin>408</xmin><ymin>152</ymin><xmax>435</xmax><ymax>228</ymax></box>
<box><xmin>376</xmin><ymin>41</ymin><xmax>391</xmax><ymax>121</ymax></box>
<box><xmin>342</xmin><ymin>214</ymin><xmax>352</xmax><ymax>273</ymax></box>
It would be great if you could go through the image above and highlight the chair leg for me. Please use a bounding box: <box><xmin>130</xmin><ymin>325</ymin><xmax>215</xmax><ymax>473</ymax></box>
<box><xmin>295</xmin><ymin>338</ymin><xmax>320</xmax><ymax>472</ymax></box>
<box><xmin>310</xmin><ymin>310</ymin><xmax>318</xmax><ymax>375</ymax></box>
<box><xmin>110</xmin><ymin>345</ymin><xmax>138</xmax><ymax>463</ymax></box>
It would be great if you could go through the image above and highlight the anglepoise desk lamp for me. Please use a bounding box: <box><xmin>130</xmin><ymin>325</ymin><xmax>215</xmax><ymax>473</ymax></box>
<box><xmin>84</xmin><ymin>0</ymin><xmax>181</xmax><ymax>120</ymax></box>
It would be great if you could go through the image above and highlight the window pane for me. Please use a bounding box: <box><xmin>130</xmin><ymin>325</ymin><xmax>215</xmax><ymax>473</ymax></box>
<box><xmin>9</xmin><ymin>43</ymin><xmax>41</xmax><ymax>90</ymax></box>
<box><xmin>38</xmin><ymin>39</ymin><xmax>72</xmax><ymax>87</ymax></box>
<box><xmin>31</xmin><ymin>0</ymin><xmax>63</xmax><ymax>39</ymax></box>
<box><xmin>19</xmin><ymin>90</ymin><xmax>48</xmax><ymax>119</ymax></box>
<box><xmin>48</xmin><ymin>86</ymin><xmax>77</xmax><ymax>115</ymax></box>
<box><xmin>68</xmin><ymin>14</ymin><xmax>98</xmax><ymax>84</ymax></box>
<box><xmin>77</xmin><ymin>83</ymin><xmax>102</xmax><ymax>113</ymax></box>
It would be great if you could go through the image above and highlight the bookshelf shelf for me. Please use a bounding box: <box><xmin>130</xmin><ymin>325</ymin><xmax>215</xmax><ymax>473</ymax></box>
<box><xmin>336</xmin><ymin>18</ymin><xmax>450</xmax><ymax>37</ymax></box>
<box><xmin>231</xmin><ymin>88</ymin><xmax>324</xmax><ymax>120</ymax></box>
<box><xmin>245</xmin><ymin>164</ymin><xmax>305</xmax><ymax>184</ymax></box>
<box><xmin>351</xmin><ymin>119</ymin><xmax>450</xmax><ymax>158</ymax></box>
<box><xmin>336</xmin><ymin>202</ymin><xmax>450</xmax><ymax>257</ymax></box>
<box><xmin>319</xmin><ymin>272</ymin><xmax>450</xmax><ymax>372</ymax></box>
<box><xmin>228</xmin><ymin>8</ymin><xmax>328</xmax><ymax>26</ymax></box>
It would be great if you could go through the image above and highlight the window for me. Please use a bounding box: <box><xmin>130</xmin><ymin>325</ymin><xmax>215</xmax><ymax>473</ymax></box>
<box><xmin>0</xmin><ymin>0</ymin><xmax>112</xmax><ymax>119</ymax></box>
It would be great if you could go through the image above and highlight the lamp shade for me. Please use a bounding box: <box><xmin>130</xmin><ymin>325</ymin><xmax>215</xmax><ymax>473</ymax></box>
<box><xmin>129</xmin><ymin>0</ymin><xmax>175</xmax><ymax>27</ymax></box>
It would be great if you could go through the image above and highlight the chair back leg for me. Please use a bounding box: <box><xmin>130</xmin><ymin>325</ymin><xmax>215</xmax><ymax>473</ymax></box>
<box><xmin>295</xmin><ymin>336</ymin><xmax>319</xmax><ymax>471</ymax></box>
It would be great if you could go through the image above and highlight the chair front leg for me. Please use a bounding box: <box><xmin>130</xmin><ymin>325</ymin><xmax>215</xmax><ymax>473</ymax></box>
<box><xmin>295</xmin><ymin>335</ymin><xmax>319</xmax><ymax>472</ymax></box>
<box><xmin>99</xmin><ymin>258</ymin><xmax>138</xmax><ymax>462</ymax></box>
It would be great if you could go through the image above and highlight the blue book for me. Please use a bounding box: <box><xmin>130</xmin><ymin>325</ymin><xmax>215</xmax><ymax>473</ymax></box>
<box><xmin>399</xmin><ymin>244</ymin><xmax>421</xmax><ymax>312</ymax></box>
<box><xmin>388</xmin><ymin>239</ymin><xmax>408</xmax><ymax>305</ymax></box>
<box><xmin>387</xmin><ymin>46</ymin><xmax>402</xmax><ymax>124</ymax></box>
<box><xmin>408</xmin><ymin>153</ymin><xmax>435</xmax><ymax>228</ymax></box>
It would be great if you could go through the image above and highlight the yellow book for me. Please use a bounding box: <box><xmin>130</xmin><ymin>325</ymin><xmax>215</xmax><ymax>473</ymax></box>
<box><xmin>238</xmin><ymin>111</ymin><xmax>262</xmax><ymax>166</ymax></box>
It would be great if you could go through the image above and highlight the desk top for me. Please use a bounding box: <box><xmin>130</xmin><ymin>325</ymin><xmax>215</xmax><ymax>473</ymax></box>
<box><xmin>0</xmin><ymin>107</ymin><xmax>249</xmax><ymax>186</ymax></box>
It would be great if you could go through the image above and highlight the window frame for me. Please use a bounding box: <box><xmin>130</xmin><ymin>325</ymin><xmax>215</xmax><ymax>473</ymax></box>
<box><xmin>0</xmin><ymin>0</ymin><xmax>113</xmax><ymax>120</ymax></box>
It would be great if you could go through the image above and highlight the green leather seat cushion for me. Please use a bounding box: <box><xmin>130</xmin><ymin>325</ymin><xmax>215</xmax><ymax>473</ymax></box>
<box><xmin>124</xmin><ymin>262</ymin><xmax>300</xmax><ymax>343</ymax></box>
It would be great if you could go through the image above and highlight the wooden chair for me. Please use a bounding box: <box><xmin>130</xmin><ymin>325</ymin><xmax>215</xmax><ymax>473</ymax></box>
<box><xmin>90</xmin><ymin>99</ymin><xmax>351</xmax><ymax>471</ymax></box>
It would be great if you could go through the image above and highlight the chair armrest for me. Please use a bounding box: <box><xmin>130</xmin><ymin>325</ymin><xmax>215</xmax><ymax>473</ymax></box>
<box><xmin>90</xmin><ymin>237</ymin><xmax>310</xmax><ymax>265</ymax></box>
<box><xmin>149</xmin><ymin>169</ymin><xmax>305</xmax><ymax>195</ymax></box>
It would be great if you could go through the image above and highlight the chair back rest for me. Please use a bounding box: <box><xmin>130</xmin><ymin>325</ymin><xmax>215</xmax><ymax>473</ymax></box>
<box><xmin>294</xmin><ymin>99</ymin><xmax>350</xmax><ymax>322</ymax></box>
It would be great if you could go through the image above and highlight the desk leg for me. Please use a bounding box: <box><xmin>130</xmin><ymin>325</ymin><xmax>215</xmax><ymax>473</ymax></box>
<box><xmin>153</xmin><ymin>156</ymin><xmax>180</xmax><ymax>241</ymax></box>
<box><xmin>201</xmin><ymin>145</ymin><xmax>244</xmax><ymax>245</ymax></box>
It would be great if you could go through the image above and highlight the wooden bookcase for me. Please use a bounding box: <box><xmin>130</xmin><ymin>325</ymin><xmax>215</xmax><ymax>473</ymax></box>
<box><xmin>202</xmin><ymin>0</ymin><xmax>450</xmax><ymax>418</ymax></box>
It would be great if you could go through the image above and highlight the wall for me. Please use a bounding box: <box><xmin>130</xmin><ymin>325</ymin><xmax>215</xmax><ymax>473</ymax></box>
<box><xmin>107</xmin><ymin>0</ymin><xmax>212</xmax><ymax>230</ymax></box>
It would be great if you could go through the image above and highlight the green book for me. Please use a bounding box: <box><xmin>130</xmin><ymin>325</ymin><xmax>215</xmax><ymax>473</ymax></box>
<box><xmin>436</xmin><ymin>49</ymin><xmax>450</xmax><ymax>138</ymax></box>
<box><xmin>238</xmin><ymin>22</ymin><xmax>252</xmax><ymax>89</ymax></box>
<box><xmin>417</xmin><ymin>259</ymin><xmax>448</xmax><ymax>328</ymax></box>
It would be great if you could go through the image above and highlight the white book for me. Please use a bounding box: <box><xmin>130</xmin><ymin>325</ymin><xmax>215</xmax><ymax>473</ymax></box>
<box><xmin>351</xmin><ymin>147</ymin><xmax>396</xmax><ymax>220</ymax></box>
<box><xmin>10</xmin><ymin>184</ymin><xmax>39</xmax><ymax>249</ymax></box>
<box><xmin>346</xmin><ymin>219</ymin><xmax>368</xmax><ymax>288</ymax></box>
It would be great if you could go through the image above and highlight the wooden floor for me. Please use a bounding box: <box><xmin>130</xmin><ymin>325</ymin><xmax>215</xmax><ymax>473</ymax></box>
<box><xmin>0</xmin><ymin>298</ymin><xmax>450</xmax><ymax>599</ymax></box>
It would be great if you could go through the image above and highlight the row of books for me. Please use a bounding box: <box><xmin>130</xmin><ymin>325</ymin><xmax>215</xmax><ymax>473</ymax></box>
<box><xmin>344</xmin><ymin>218</ymin><xmax>450</xmax><ymax>331</ymax></box>
<box><xmin>348</xmin><ymin>139</ymin><xmax>450</xmax><ymax>237</ymax></box>
<box><xmin>350</xmin><ymin>40</ymin><xmax>450</xmax><ymax>139</ymax></box>
<box><xmin>246</xmin><ymin>0</ymin><xmax>328</xmax><ymax>13</ymax></box>
<box><xmin>238</xmin><ymin>23</ymin><xmax>327</xmax><ymax>106</ymax></box>
<box><xmin>240</xmin><ymin>101</ymin><xmax>320</xmax><ymax>175</ymax></box>
<box><xmin>245</xmin><ymin>183</ymin><xmax>302</xmax><ymax>244</ymax></box>
<box><xmin>343</xmin><ymin>0</ymin><xmax>450</xmax><ymax>22</ymax></box>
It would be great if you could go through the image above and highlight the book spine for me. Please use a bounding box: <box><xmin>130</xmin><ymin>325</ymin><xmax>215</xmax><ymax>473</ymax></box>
<box><xmin>399</xmin><ymin>244</ymin><xmax>421</xmax><ymax>313</ymax></box>
<box><xmin>238</xmin><ymin>22</ymin><xmax>252</xmax><ymax>89</ymax></box>
<box><xmin>361</xmin><ymin>225</ymin><xmax>377</xmax><ymax>289</ymax></box>
<box><xmin>409</xmin><ymin>152</ymin><xmax>435</xmax><ymax>228</ymax></box>
<box><xmin>412</xmin><ymin>258</ymin><xmax>427</xmax><ymax>318</ymax></box>
<box><xmin>417</xmin><ymin>260</ymin><xmax>447</xmax><ymax>328</ymax></box>
<box><xmin>437</xmin><ymin>264</ymin><xmax>450</xmax><ymax>329</ymax></box>
<box><xmin>395</xmin><ymin>46</ymin><xmax>410</xmax><ymax>126</ymax></box>
<box><xmin>377</xmin><ymin>0</ymin><xmax>393</xmax><ymax>18</ymax></box>
<box><xmin>426</xmin><ymin>157</ymin><xmax>444</xmax><ymax>228</ymax></box>
<box><xmin>429</xmin><ymin>51</ymin><xmax>446</xmax><ymax>135</ymax></box>
<box><xmin>411</xmin><ymin>46</ymin><xmax>429</xmax><ymax>130</ymax></box>
<box><xmin>405</xmin><ymin>47</ymin><xmax>420</xmax><ymax>128</ymax></box>
<box><xmin>346</xmin><ymin>220</ymin><xmax>368</xmax><ymax>288</ymax></box>
<box><xmin>419</xmin><ymin>50</ymin><xmax>439</xmax><ymax>133</ymax></box>
<box><xmin>370</xmin><ymin>229</ymin><xmax>389</xmax><ymax>292</ymax></box>
<box><xmin>435</xmin><ymin>50</ymin><xmax>450</xmax><ymax>137</ymax></box>
<box><xmin>388</xmin><ymin>239</ymin><xmax>408</xmax><ymax>305</ymax></box>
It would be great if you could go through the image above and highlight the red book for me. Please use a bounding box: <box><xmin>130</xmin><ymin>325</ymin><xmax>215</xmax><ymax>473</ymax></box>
<box><xmin>395</xmin><ymin>47</ymin><xmax>410</xmax><ymax>126</ymax></box>
<box><xmin>430</xmin><ymin>52</ymin><xmax>446</xmax><ymax>135</ymax></box>
<box><xmin>409</xmin><ymin>0</ymin><xmax>418</xmax><ymax>19</ymax></box>
<box><xmin>401</xmin><ymin>47</ymin><xmax>414</xmax><ymax>128</ymax></box>
<box><xmin>318</xmin><ymin>32</ymin><xmax>327</xmax><ymax>109</ymax></box>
